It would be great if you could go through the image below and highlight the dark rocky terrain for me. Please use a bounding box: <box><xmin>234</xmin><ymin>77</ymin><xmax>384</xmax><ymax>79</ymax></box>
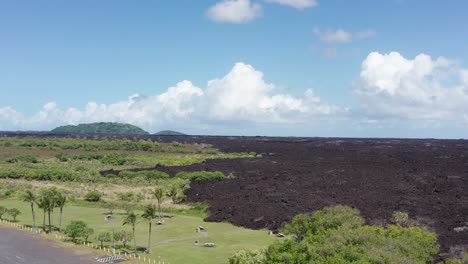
<box><xmin>2</xmin><ymin>132</ymin><xmax>467</xmax><ymax>259</ymax></box>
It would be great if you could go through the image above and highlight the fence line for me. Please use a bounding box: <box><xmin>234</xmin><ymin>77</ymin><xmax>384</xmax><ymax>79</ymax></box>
<box><xmin>0</xmin><ymin>219</ymin><xmax>170</xmax><ymax>264</ymax></box>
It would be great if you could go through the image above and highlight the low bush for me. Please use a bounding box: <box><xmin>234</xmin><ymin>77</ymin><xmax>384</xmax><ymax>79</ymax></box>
<box><xmin>175</xmin><ymin>171</ymin><xmax>230</xmax><ymax>181</ymax></box>
<box><xmin>64</xmin><ymin>220</ymin><xmax>94</xmax><ymax>243</ymax></box>
<box><xmin>84</xmin><ymin>191</ymin><xmax>103</xmax><ymax>202</ymax></box>
<box><xmin>0</xmin><ymin>167</ymin><xmax>78</xmax><ymax>181</ymax></box>
<box><xmin>230</xmin><ymin>205</ymin><xmax>440</xmax><ymax>264</ymax></box>
<box><xmin>392</xmin><ymin>211</ymin><xmax>410</xmax><ymax>226</ymax></box>
<box><xmin>116</xmin><ymin>191</ymin><xmax>144</xmax><ymax>202</ymax></box>
<box><xmin>6</xmin><ymin>154</ymin><xmax>39</xmax><ymax>164</ymax></box>
<box><xmin>117</xmin><ymin>170</ymin><xmax>170</xmax><ymax>180</ymax></box>
<box><xmin>101</xmin><ymin>153</ymin><xmax>129</xmax><ymax>165</ymax></box>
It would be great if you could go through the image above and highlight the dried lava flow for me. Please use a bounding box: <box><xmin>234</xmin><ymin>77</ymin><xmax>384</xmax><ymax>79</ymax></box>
<box><xmin>109</xmin><ymin>136</ymin><xmax>468</xmax><ymax>257</ymax></box>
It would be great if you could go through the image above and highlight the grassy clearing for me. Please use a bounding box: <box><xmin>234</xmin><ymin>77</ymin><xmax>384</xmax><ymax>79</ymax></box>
<box><xmin>0</xmin><ymin>199</ymin><xmax>275</xmax><ymax>264</ymax></box>
<box><xmin>0</xmin><ymin>136</ymin><xmax>270</xmax><ymax>263</ymax></box>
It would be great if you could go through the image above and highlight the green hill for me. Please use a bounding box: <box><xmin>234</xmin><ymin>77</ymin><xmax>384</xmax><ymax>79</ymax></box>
<box><xmin>154</xmin><ymin>130</ymin><xmax>186</xmax><ymax>136</ymax></box>
<box><xmin>51</xmin><ymin>122</ymin><xmax>149</xmax><ymax>135</ymax></box>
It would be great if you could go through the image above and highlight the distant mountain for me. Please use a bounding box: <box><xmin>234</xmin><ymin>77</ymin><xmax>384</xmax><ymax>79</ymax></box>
<box><xmin>154</xmin><ymin>130</ymin><xmax>186</xmax><ymax>136</ymax></box>
<box><xmin>51</xmin><ymin>122</ymin><xmax>149</xmax><ymax>135</ymax></box>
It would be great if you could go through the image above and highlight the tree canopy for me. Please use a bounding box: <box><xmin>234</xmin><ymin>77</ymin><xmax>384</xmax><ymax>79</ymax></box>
<box><xmin>229</xmin><ymin>205</ymin><xmax>440</xmax><ymax>264</ymax></box>
<box><xmin>51</xmin><ymin>122</ymin><xmax>149</xmax><ymax>135</ymax></box>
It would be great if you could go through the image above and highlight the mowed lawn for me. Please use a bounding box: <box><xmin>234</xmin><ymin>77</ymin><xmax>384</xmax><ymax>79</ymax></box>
<box><xmin>0</xmin><ymin>199</ymin><xmax>276</xmax><ymax>264</ymax></box>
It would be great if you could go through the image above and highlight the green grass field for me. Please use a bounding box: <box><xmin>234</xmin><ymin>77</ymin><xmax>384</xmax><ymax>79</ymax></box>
<box><xmin>0</xmin><ymin>199</ymin><xmax>276</xmax><ymax>264</ymax></box>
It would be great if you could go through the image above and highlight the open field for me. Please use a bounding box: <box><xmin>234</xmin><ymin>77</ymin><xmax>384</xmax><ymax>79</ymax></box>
<box><xmin>0</xmin><ymin>199</ymin><xmax>276</xmax><ymax>264</ymax></box>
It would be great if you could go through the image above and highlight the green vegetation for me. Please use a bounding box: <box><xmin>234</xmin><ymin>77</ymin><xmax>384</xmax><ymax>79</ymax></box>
<box><xmin>0</xmin><ymin>135</ymin><xmax>270</xmax><ymax>263</ymax></box>
<box><xmin>84</xmin><ymin>191</ymin><xmax>103</xmax><ymax>202</ymax></box>
<box><xmin>141</xmin><ymin>204</ymin><xmax>158</xmax><ymax>253</ymax></box>
<box><xmin>0</xmin><ymin>199</ymin><xmax>275</xmax><ymax>264</ymax></box>
<box><xmin>96</xmin><ymin>231</ymin><xmax>112</xmax><ymax>248</ymax></box>
<box><xmin>8</xmin><ymin>208</ymin><xmax>21</xmax><ymax>221</ymax></box>
<box><xmin>0</xmin><ymin>137</ymin><xmax>257</xmax><ymax>186</ymax></box>
<box><xmin>0</xmin><ymin>205</ymin><xmax>22</xmax><ymax>222</ymax></box>
<box><xmin>51</xmin><ymin>122</ymin><xmax>149</xmax><ymax>135</ymax></box>
<box><xmin>64</xmin><ymin>220</ymin><xmax>94</xmax><ymax>242</ymax></box>
<box><xmin>230</xmin><ymin>205</ymin><xmax>441</xmax><ymax>264</ymax></box>
<box><xmin>0</xmin><ymin>205</ymin><xmax>7</xmax><ymax>219</ymax></box>
<box><xmin>441</xmin><ymin>254</ymin><xmax>468</xmax><ymax>264</ymax></box>
<box><xmin>392</xmin><ymin>210</ymin><xmax>410</xmax><ymax>226</ymax></box>
<box><xmin>175</xmin><ymin>171</ymin><xmax>232</xmax><ymax>181</ymax></box>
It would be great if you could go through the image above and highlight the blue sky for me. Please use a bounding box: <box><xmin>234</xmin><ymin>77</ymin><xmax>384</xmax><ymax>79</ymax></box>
<box><xmin>1</xmin><ymin>0</ymin><xmax>468</xmax><ymax>137</ymax></box>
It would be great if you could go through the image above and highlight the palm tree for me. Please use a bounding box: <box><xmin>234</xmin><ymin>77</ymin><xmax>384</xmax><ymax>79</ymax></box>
<box><xmin>123</xmin><ymin>212</ymin><xmax>138</xmax><ymax>252</ymax></box>
<box><xmin>141</xmin><ymin>204</ymin><xmax>157</xmax><ymax>253</ymax></box>
<box><xmin>56</xmin><ymin>192</ymin><xmax>67</xmax><ymax>232</ymax></box>
<box><xmin>152</xmin><ymin>188</ymin><xmax>164</xmax><ymax>221</ymax></box>
<box><xmin>36</xmin><ymin>196</ymin><xmax>47</xmax><ymax>231</ymax></box>
<box><xmin>22</xmin><ymin>191</ymin><xmax>36</xmax><ymax>231</ymax></box>
<box><xmin>40</xmin><ymin>187</ymin><xmax>59</xmax><ymax>233</ymax></box>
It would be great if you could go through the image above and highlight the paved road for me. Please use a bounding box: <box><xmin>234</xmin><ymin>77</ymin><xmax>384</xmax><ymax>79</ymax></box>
<box><xmin>0</xmin><ymin>226</ymin><xmax>93</xmax><ymax>264</ymax></box>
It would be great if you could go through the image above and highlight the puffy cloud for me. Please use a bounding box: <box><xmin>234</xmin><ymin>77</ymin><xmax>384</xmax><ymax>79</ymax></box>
<box><xmin>207</xmin><ymin>0</ymin><xmax>262</xmax><ymax>23</ymax></box>
<box><xmin>265</xmin><ymin>0</ymin><xmax>318</xmax><ymax>10</ymax></box>
<box><xmin>0</xmin><ymin>63</ymin><xmax>338</xmax><ymax>131</ymax></box>
<box><xmin>0</xmin><ymin>107</ymin><xmax>24</xmax><ymax>130</ymax></box>
<box><xmin>353</xmin><ymin>51</ymin><xmax>468</xmax><ymax>122</ymax></box>
<box><xmin>204</xmin><ymin>63</ymin><xmax>335</xmax><ymax>123</ymax></box>
<box><xmin>313</xmin><ymin>28</ymin><xmax>376</xmax><ymax>44</ymax></box>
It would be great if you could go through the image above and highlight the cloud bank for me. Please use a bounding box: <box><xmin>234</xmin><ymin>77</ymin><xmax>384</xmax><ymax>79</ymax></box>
<box><xmin>0</xmin><ymin>63</ymin><xmax>337</xmax><ymax>131</ymax></box>
<box><xmin>354</xmin><ymin>52</ymin><xmax>468</xmax><ymax>122</ymax></box>
<box><xmin>2</xmin><ymin>52</ymin><xmax>468</xmax><ymax>136</ymax></box>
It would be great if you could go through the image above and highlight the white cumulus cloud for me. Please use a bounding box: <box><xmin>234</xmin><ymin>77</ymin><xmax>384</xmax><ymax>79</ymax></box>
<box><xmin>207</xmin><ymin>0</ymin><xmax>262</xmax><ymax>23</ymax></box>
<box><xmin>0</xmin><ymin>63</ymin><xmax>338</xmax><ymax>131</ymax></box>
<box><xmin>353</xmin><ymin>51</ymin><xmax>468</xmax><ymax>122</ymax></box>
<box><xmin>266</xmin><ymin>0</ymin><xmax>318</xmax><ymax>10</ymax></box>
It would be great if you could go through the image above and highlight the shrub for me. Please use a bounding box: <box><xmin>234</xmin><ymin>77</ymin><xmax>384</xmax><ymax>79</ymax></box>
<box><xmin>392</xmin><ymin>211</ymin><xmax>410</xmax><ymax>226</ymax></box>
<box><xmin>175</xmin><ymin>171</ymin><xmax>230</xmax><ymax>181</ymax></box>
<box><xmin>229</xmin><ymin>249</ymin><xmax>267</xmax><ymax>264</ymax></box>
<box><xmin>204</xmin><ymin>149</ymin><xmax>218</xmax><ymax>155</ymax></box>
<box><xmin>6</xmin><ymin>154</ymin><xmax>39</xmax><ymax>164</ymax></box>
<box><xmin>116</xmin><ymin>191</ymin><xmax>143</xmax><ymax>202</ymax></box>
<box><xmin>231</xmin><ymin>205</ymin><xmax>440</xmax><ymax>264</ymax></box>
<box><xmin>0</xmin><ymin>167</ymin><xmax>78</xmax><ymax>181</ymax></box>
<box><xmin>101</xmin><ymin>153</ymin><xmax>129</xmax><ymax>165</ymax></box>
<box><xmin>55</xmin><ymin>153</ymin><xmax>69</xmax><ymax>162</ymax></box>
<box><xmin>439</xmin><ymin>254</ymin><xmax>468</xmax><ymax>264</ymax></box>
<box><xmin>117</xmin><ymin>170</ymin><xmax>170</xmax><ymax>180</ymax></box>
<box><xmin>7</xmin><ymin>208</ymin><xmax>21</xmax><ymax>221</ymax></box>
<box><xmin>84</xmin><ymin>191</ymin><xmax>103</xmax><ymax>202</ymax></box>
<box><xmin>65</xmin><ymin>220</ymin><xmax>93</xmax><ymax>242</ymax></box>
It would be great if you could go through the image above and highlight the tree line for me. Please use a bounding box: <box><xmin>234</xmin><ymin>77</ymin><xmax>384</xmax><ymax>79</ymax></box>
<box><xmin>16</xmin><ymin>186</ymin><xmax>169</xmax><ymax>254</ymax></box>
